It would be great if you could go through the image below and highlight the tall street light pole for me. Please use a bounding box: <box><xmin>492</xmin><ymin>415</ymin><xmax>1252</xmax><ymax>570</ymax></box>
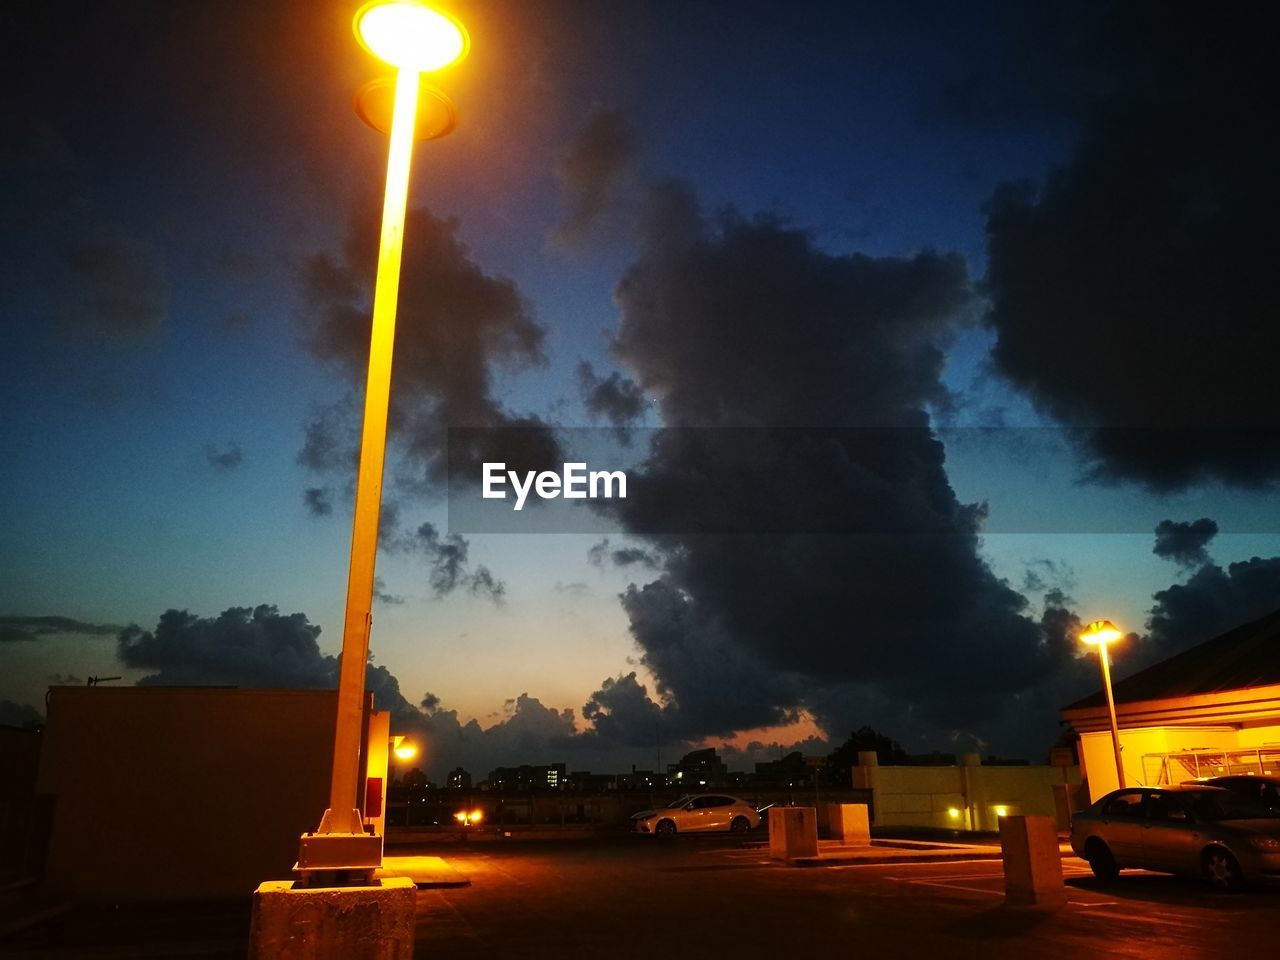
<box><xmin>1080</xmin><ymin>619</ymin><xmax>1126</xmax><ymax>789</ymax></box>
<box><xmin>298</xmin><ymin>1</ymin><xmax>468</xmax><ymax>880</ymax></box>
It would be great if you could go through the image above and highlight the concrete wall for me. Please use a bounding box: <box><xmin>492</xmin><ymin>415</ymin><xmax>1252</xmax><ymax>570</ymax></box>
<box><xmin>852</xmin><ymin>753</ymin><xmax>1081</xmax><ymax>832</ymax></box>
<box><xmin>36</xmin><ymin>687</ymin><xmax>341</xmax><ymax>901</ymax></box>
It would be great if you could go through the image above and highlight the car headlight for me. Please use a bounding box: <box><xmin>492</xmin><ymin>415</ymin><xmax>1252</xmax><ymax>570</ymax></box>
<box><xmin>1247</xmin><ymin>835</ymin><xmax>1280</xmax><ymax>851</ymax></box>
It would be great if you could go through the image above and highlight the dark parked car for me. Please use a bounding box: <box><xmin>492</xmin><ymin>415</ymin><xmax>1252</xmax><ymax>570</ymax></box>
<box><xmin>1198</xmin><ymin>775</ymin><xmax>1280</xmax><ymax>814</ymax></box>
<box><xmin>1070</xmin><ymin>784</ymin><xmax>1280</xmax><ymax>889</ymax></box>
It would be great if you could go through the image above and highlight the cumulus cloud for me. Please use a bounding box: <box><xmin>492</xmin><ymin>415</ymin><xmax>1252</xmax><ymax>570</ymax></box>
<box><xmin>0</xmin><ymin>615</ymin><xmax>121</xmax><ymax>643</ymax></box>
<box><xmin>550</xmin><ymin>106</ymin><xmax>638</xmax><ymax>249</ymax></box>
<box><xmin>1153</xmin><ymin>518</ymin><xmax>1218</xmax><ymax>569</ymax></box>
<box><xmin>560</xmin><ymin>181</ymin><xmax>1097</xmax><ymax>752</ymax></box>
<box><xmin>983</xmin><ymin>5</ymin><xmax>1277</xmax><ymax>490</ymax></box>
<box><xmin>203</xmin><ymin>442</ymin><xmax>243</xmax><ymax>471</ymax></box>
<box><xmin>118</xmin><ymin>605</ymin><xmax>335</xmax><ymax>689</ymax></box>
<box><xmin>299</xmin><ymin>206</ymin><xmax>560</xmax><ymax>492</ymax></box>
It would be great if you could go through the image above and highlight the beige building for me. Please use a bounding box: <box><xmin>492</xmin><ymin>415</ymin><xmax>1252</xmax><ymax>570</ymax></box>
<box><xmin>1062</xmin><ymin>609</ymin><xmax>1280</xmax><ymax>803</ymax></box>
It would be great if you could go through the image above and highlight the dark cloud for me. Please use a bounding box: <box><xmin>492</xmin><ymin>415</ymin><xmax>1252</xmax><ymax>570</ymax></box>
<box><xmin>299</xmin><ymin>206</ymin><xmax>559</xmax><ymax>492</ymax></box>
<box><xmin>579</xmin><ymin>183</ymin><xmax>1085</xmax><ymax>748</ymax></box>
<box><xmin>303</xmin><ymin>487</ymin><xmax>334</xmax><ymax>517</ymax></box>
<box><xmin>0</xmin><ymin>700</ymin><xmax>43</xmax><ymax>729</ymax></box>
<box><xmin>587</xmin><ymin>538</ymin><xmax>659</xmax><ymax>571</ymax></box>
<box><xmin>373</xmin><ymin>577</ymin><xmax>404</xmax><ymax>606</ymax></box>
<box><xmin>203</xmin><ymin>442</ymin><xmax>243</xmax><ymax>471</ymax></box>
<box><xmin>386</xmin><ymin>521</ymin><xmax>505</xmax><ymax>605</ymax></box>
<box><xmin>983</xmin><ymin>5</ymin><xmax>1277</xmax><ymax>490</ymax></box>
<box><xmin>550</xmin><ymin>106</ymin><xmax>638</xmax><ymax>249</ymax></box>
<box><xmin>0</xmin><ymin>615</ymin><xmax>121</xmax><ymax>643</ymax></box>
<box><xmin>1146</xmin><ymin>556</ymin><xmax>1280</xmax><ymax>658</ymax></box>
<box><xmin>576</xmin><ymin>361</ymin><xmax>645</xmax><ymax>428</ymax></box>
<box><xmin>60</xmin><ymin>224</ymin><xmax>168</xmax><ymax>338</ymax></box>
<box><xmin>1153</xmin><ymin>518</ymin><xmax>1218</xmax><ymax>569</ymax></box>
<box><xmin>1021</xmin><ymin>558</ymin><xmax>1077</xmax><ymax>597</ymax></box>
<box><xmin>118</xmin><ymin>605</ymin><xmax>335</xmax><ymax>689</ymax></box>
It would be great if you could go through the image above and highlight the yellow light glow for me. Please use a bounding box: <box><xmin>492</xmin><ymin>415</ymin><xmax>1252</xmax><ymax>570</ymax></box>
<box><xmin>1080</xmin><ymin>619</ymin><xmax>1123</xmax><ymax>646</ymax></box>
<box><xmin>355</xmin><ymin>1</ymin><xmax>469</xmax><ymax>71</ymax></box>
<box><xmin>947</xmin><ymin>807</ymin><xmax>961</xmax><ymax>818</ymax></box>
<box><xmin>469</xmin><ymin>810</ymin><xmax>484</xmax><ymax>824</ymax></box>
<box><xmin>394</xmin><ymin>742</ymin><xmax>417</xmax><ymax>761</ymax></box>
<box><xmin>994</xmin><ymin>805</ymin><xmax>1009</xmax><ymax>818</ymax></box>
<box><xmin>453</xmin><ymin>811</ymin><xmax>467</xmax><ymax>823</ymax></box>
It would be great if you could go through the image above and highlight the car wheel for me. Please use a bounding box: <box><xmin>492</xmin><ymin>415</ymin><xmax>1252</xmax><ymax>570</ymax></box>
<box><xmin>655</xmin><ymin>819</ymin><xmax>677</xmax><ymax>837</ymax></box>
<box><xmin>730</xmin><ymin>816</ymin><xmax>751</xmax><ymax>833</ymax></box>
<box><xmin>1084</xmin><ymin>840</ymin><xmax>1119</xmax><ymax>882</ymax></box>
<box><xmin>1203</xmin><ymin>848</ymin><xmax>1244</xmax><ymax>891</ymax></box>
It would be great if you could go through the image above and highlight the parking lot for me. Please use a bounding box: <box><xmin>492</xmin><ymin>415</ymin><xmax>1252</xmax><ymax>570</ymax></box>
<box><xmin>3</xmin><ymin>834</ymin><xmax>1277</xmax><ymax>959</ymax></box>
<box><xmin>415</xmin><ymin>835</ymin><xmax>1278</xmax><ymax>959</ymax></box>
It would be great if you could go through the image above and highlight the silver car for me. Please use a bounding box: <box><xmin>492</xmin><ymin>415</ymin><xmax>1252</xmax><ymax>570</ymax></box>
<box><xmin>1071</xmin><ymin>784</ymin><xmax>1280</xmax><ymax>889</ymax></box>
<box><xmin>630</xmin><ymin>794</ymin><xmax>761</xmax><ymax>835</ymax></box>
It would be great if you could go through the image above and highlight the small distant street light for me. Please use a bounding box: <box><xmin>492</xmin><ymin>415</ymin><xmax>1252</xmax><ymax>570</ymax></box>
<box><xmin>1080</xmin><ymin>619</ymin><xmax>1126</xmax><ymax>788</ymax></box>
<box><xmin>300</xmin><ymin>1</ymin><xmax>468</xmax><ymax>880</ymax></box>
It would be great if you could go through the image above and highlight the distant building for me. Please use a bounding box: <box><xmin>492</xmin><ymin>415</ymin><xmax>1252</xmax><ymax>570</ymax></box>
<box><xmin>446</xmin><ymin>766</ymin><xmax>472</xmax><ymax>789</ymax></box>
<box><xmin>752</xmin><ymin>751</ymin><xmax>810</xmax><ymax>787</ymax></box>
<box><xmin>567</xmin><ymin>770</ymin><xmax>617</xmax><ymax>791</ymax></box>
<box><xmin>488</xmin><ymin>762</ymin><xmax>568</xmax><ymax>792</ymax></box>
<box><xmin>1062</xmin><ymin>608</ymin><xmax>1280</xmax><ymax>802</ymax></box>
<box><xmin>667</xmin><ymin>747</ymin><xmax>728</xmax><ymax>788</ymax></box>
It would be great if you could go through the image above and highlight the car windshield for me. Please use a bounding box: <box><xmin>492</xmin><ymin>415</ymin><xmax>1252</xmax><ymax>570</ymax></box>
<box><xmin>1184</xmin><ymin>791</ymin><xmax>1277</xmax><ymax>821</ymax></box>
<box><xmin>665</xmin><ymin>795</ymin><xmax>696</xmax><ymax>809</ymax></box>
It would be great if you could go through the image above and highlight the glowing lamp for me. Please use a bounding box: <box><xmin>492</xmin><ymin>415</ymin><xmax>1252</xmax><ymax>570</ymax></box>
<box><xmin>355</xmin><ymin>1</ymin><xmax>469</xmax><ymax>71</ymax></box>
<box><xmin>1080</xmin><ymin>619</ymin><xmax>1122</xmax><ymax>646</ymax></box>
<box><xmin>392</xmin><ymin>736</ymin><xmax>418</xmax><ymax>761</ymax></box>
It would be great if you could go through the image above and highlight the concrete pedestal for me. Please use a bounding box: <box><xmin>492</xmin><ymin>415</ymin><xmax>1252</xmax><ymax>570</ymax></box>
<box><xmin>822</xmin><ymin>803</ymin><xmax>870</xmax><ymax>844</ymax></box>
<box><xmin>249</xmin><ymin>877</ymin><xmax>416</xmax><ymax>959</ymax></box>
<box><xmin>769</xmin><ymin>807</ymin><xmax>818</xmax><ymax>862</ymax></box>
<box><xmin>999</xmin><ymin>815</ymin><xmax>1065</xmax><ymax>908</ymax></box>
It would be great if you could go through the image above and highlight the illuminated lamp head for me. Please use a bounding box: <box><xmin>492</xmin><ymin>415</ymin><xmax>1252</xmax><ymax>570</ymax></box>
<box><xmin>354</xmin><ymin>1</ymin><xmax>469</xmax><ymax>71</ymax></box>
<box><xmin>1079</xmin><ymin>619</ymin><xmax>1123</xmax><ymax>646</ymax></box>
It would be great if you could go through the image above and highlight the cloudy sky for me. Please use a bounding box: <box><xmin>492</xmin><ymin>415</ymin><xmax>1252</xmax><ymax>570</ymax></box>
<box><xmin>2</xmin><ymin>0</ymin><xmax>1277</xmax><ymax>779</ymax></box>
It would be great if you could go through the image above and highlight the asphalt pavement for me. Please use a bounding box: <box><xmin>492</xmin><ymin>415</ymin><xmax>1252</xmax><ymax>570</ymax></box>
<box><xmin>3</xmin><ymin>833</ymin><xmax>1277</xmax><ymax>959</ymax></box>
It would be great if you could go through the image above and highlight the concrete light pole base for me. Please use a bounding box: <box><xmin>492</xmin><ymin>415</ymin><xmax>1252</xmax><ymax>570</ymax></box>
<box><xmin>769</xmin><ymin>807</ymin><xmax>819</xmax><ymax>862</ymax></box>
<box><xmin>249</xmin><ymin>877</ymin><xmax>416</xmax><ymax>959</ymax></box>
<box><xmin>999</xmin><ymin>815</ymin><xmax>1066</xmax><ymax>908</ymax></box>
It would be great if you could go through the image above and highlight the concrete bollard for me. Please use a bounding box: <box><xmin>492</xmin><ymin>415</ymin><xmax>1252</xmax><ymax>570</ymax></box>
<box><xmin>822</xmin><ymin>803</ymin><xmax>870</xmax><ymax>845</ymax></box>
<box><xmin>249</xmin><ymin>877</ymin><xmax>417</xmax><ymax>959</ymax></box>
<box><xmin>999</xmin><ymin>815</ymin><xmax>1066</xmax><ymax>908</ymax></box>
<box><xmin>769</xmin><ymin>806</ymin><xmax>818</xmax><ymax>862</ymax></box>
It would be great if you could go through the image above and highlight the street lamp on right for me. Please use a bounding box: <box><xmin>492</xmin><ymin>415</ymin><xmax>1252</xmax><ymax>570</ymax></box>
<box><xmin>1080</xmin><ymin>619</ymin><xmax>1126</xmax><ymax>788</ymax></box>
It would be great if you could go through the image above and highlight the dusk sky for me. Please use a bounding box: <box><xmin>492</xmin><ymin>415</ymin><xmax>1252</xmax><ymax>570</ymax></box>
<box><xmin>2</xmin><ymin>0</ymin><xmax>1276</xmax><ymax>779</ymax></box>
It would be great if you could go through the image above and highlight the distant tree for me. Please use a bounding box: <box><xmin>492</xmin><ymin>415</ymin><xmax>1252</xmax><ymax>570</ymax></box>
<box><xmin>827</xmin><ymin>727</ymin><xmax>909</xmax><ymax>784</ymax></box>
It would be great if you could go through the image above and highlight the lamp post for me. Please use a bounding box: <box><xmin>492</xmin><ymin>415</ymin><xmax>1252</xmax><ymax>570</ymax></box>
<box><xmin>1080</xmin><ymin>619</ymin><xmax>1126</xmax><ymax>789</ymax></box>
<box><xmin>299</xmin><ymin>0</ymin><xmax>467</xmax><ymax>879</ymax></box>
